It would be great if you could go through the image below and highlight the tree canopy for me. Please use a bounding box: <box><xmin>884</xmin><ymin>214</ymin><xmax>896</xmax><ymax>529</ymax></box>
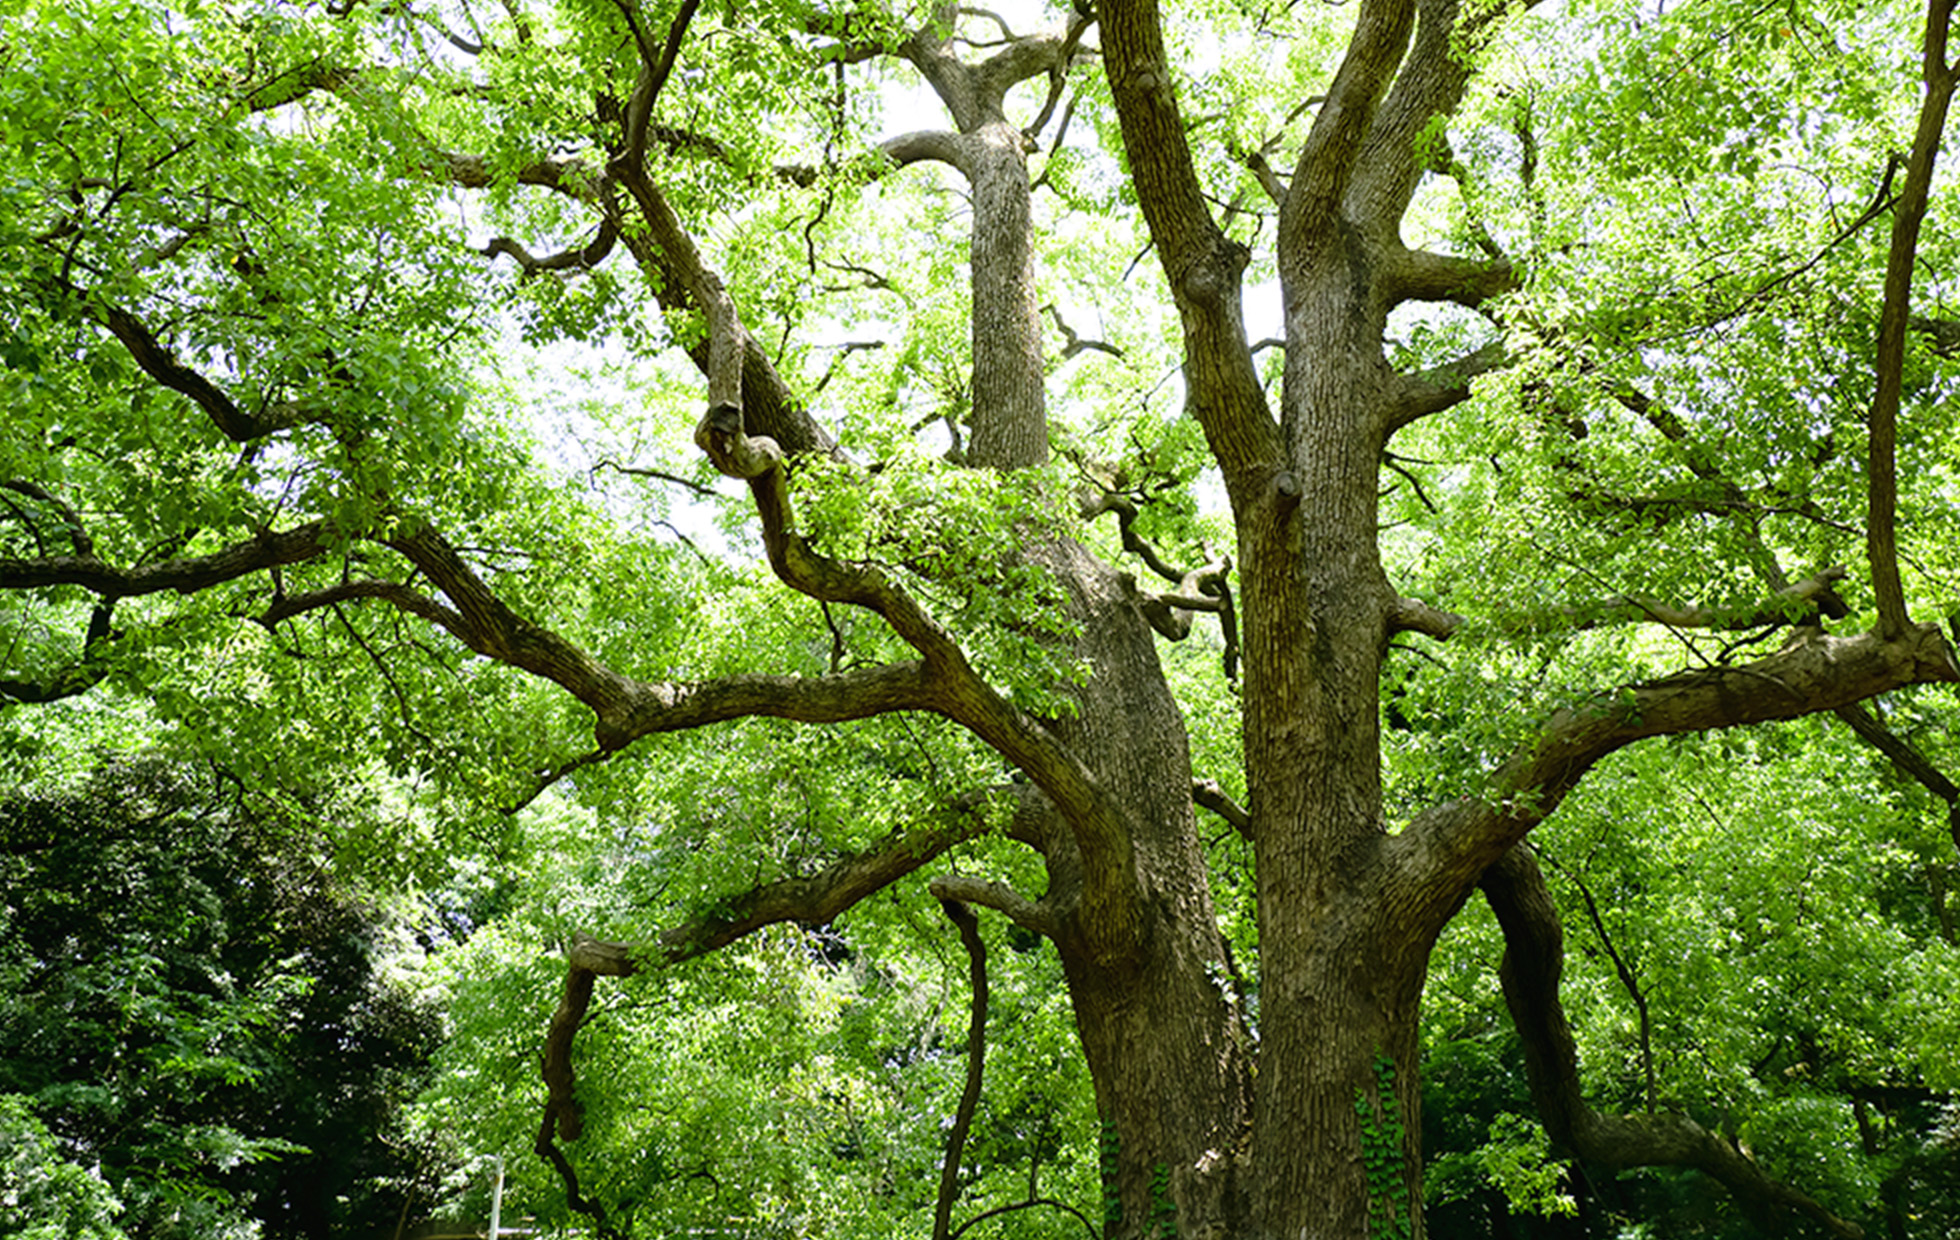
<box><xmin>2</xmin><ymin>0</ymin><xmax>1958</xmax><ymax>1234</ymax></box>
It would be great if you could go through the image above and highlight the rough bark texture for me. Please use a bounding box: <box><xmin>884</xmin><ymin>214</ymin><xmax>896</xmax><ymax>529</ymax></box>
<box><xmin>14</xmin><ymin>0</ymin><xmax>1960</xmax><ymax>1237</ymax></box>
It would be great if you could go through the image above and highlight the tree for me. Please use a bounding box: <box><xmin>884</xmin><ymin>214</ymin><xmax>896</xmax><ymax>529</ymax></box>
<box><xmin>2</xmin><ymin>0</ymin><xmax>1957</xmax><ymax>1234</ymax></box>
<box><xmin>0</xmin><ymin>759</ymin><xmax>442</xmax><ymax>1239</ymax></box>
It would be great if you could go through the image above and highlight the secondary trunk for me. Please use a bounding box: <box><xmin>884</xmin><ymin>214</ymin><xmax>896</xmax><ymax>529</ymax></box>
<box><xmin>1040</xmin><ymin>538</ymin><xmax>1256</xmax><ymax>1240</ymax></box>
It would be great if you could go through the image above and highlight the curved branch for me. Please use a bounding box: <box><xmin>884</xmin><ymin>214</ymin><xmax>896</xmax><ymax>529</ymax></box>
<box><xmin>540</xmin><ymin>804</ymin><xmax>1002</xmax><ymax>1143</ymax></box>
<box><xmin>1396</xmin><ymin>622</ymin><xmax>1960</xmax><ymax>926</ymax></box>
<box><xmin>882</xmin><ymin>129</ymin><xmax>974</xmax><ymax>173</ymax></box>
<box><xmin>0</xmin><ymin>601</ymin><xmax>115</xmax><ymax>706</ymax></box>
<box><xmin>95</xmin><ymin>302</ymin><xmax>319</xmax><ymax>443</ymax></box>
<box><xmin>597</xmin><ymin>161</ymin><xmax>1143</xmax><ymax>951</ymax></box>
<box><xmin>1482</xmin><ymin>846</ymin><xmax>1866</xmax><ymax>1239</ymax></box>
<box><xmin>1</xmin><ymin>480</ymin><xmax>94</xmax><ymax>558</ymax></box>
<box><xmin>1386</xmin><ymin>594</ymin><xmax>1463</xmax><ymax>640</ymax></box>
<box><xmin>933</xmin><ymin>898</ymin><xmax>989</xmax><ymax>1240</ymax></box>
<box><xmin>950</xmin><ymin>1196</ymin><xmax>1100</xmax><ymax>1240</ymax></box>
<box><xmin>251</xmin><ymin>578</ymin><xmax>461</xmax><ymax>632</ymax></box>
<box><xmin>929</xmin><ymin>872</ymin><xmax>1057</xmax><ymax>936</ymax></box>
<box><xmin>480</xmin><ymin>220</ymin><xmax>618</xmax><ymax>274</ymax></box>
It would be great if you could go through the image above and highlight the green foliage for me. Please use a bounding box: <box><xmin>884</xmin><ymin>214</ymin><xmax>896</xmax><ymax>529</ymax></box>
<box><xmin>1099</xmin><ymin>1118</ymin><xmax>1123</xmax><ymax>1227</ymax></box>
<box><xmin>1147</xmin><ymin>1161</ymin><xmax>1178</xmax><ymax>1237</ymax></box>
<box><xmin>3</xmin><ymin>0</ymin><xmax>1957</xmax><ymax>1234</ymax></box>
<box><xmin>0</xmin><ymin>759</ymin><xmax>442</xmax><ymax>1240</ymax></box>
<box><xmin>413</xmin><ymin>751</ymin><xmax>1099</xmax><ymax>1239</ymax></box>
<box><xmin>1415</xmin><ymin>715</ymin><xmax>1960</xmax><ymax>1234</ymax></box>
<box><xmin>1355</xmin><ymin>1055</ymin><xmax>1414</xmax><ymax>1240</ymax></box>
<box><xmin>0</xmin><ymin>1096</ymin><xmax>128</xmax><ymax>1240</ymax></box>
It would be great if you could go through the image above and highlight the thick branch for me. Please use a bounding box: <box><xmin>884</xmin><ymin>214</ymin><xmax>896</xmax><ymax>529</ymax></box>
<box><xmin>1482</xmin><ymin>847</ymin><xmax>1866</xmax><ymax>1238</ymax></box>
<box><xmin>1385</xmin><ymin>340</ymin><xmax>1510</xmax><ymax>434</ymax></box>
<box><xmin>1867</xmin><ymin>0</ymin><xmax>1959</xmax><ymax>639</ymax></box>
<box><xmin>1382</xmin><ymin>248</ymin><xmax>1517</xmax><ymax>310</ymax></box>
<box><xmin>443</xmin><ymin>151</ymin><xmax>596</xmax><ymax>194</ymax></box>
<box><xmin>1098</xmin><ymin>0</ymin><xmax>1279</xmax><ymax>483</ymax></box>
<box><xmin>1</xmin><ymin>522</ymin><xmax>330</xmax><ymax>598</ymax></box>
<box><xmin>1278</xmin><ymin>0</ymin><xmax>1417</xmax><ymax>248</ymax></box>
<box><xmin>1386</xmin><ymin>595</ymin><xmax>1463</xmax><ymax>640</ymax></box>
<box><xmin>1397</xmin><ymin>623</ymin><xmax>1960</xmax><ymax>925</ymax></box>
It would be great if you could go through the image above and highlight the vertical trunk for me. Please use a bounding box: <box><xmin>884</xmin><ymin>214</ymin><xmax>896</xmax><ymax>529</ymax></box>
<box><xmin>952</xmin><ymin>68</ymin><xmax>1253</xmax><ymax>1238</ymax></box>
<box><xmin>1042</xmin><ymin>540</ymin><xmax>1255</xmax><ymax>1240</ymax></box>
<box><xmin>966</xmin><ymin>122</ymin><xmax>1049</xmax><ymax>470</ymax></box>
<box><xmin>1244</xmin><ymin>237</ymin><xmax>1429</xmax><ymax>1237</ymax></box>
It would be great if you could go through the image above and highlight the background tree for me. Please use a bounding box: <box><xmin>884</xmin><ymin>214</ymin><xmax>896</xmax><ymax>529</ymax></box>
<box><xmin>2</xmin><ymin>0</ymin><xmax>1957</xmax><ymax>1235</ymax></box>
<box><xmin>0</xmin><ymin>758</ymin><xmax>442</xmax><ymax>1240</ymax></box>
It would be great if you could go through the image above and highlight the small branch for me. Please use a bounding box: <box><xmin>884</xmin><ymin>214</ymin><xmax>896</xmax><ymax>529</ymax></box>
<box><xmin>1191</xmin><ymin>777</ymin><xmax>1251</xmax><ymax>839</ymax></box>
<box><xmin>1387</xmin><ymin>595</ymin><xmax>1463</xmax><ymax>641</ymax></box>
<box><xmin>1</xmin><ymin>480</ymin><xmax>94</xmax><ymax>558</ymax></box>
<box><xmin>929</xmin><ymin>873</ymin><xmax>1057</xmax><ymax>936</ymax></box>
<box><xmin>538</xmin><ymin>804</ymin><xmax>1005</xmax><ymax>1148</ymax></box>
<box><xmin>1042</xmin><ymin>303</ymin><xmax>1124</xmax><ymax>360</ymax></box>
<box><xmin>0</xmin><ymin>601</ymin><xmax>116</xmax><ymax>706</ymax></box>
<box><xmin>590</xmin><ymin>458</ymin><xmax>719</xmax><ymax>498</ymax></box>
<box><xmin>481</xmin><ymin>219</ymin><xmax>618</xmax><ymax>274</ymax></box>
<box><xmin>1540</xmin><ymin>849</ymin><xmax>1657</xmax><ymax>1113</ymax></box>
<box><xmin>1519</xmin><ymin>566</ymin><xmax>1851</xmax><ymax>636</ymax></box>
<box><xmin>1834</xmin><ymin>701</ymin><xmax>1960</xmax><ymax>851</ymax></box>
<box><xmin>95</xmin><ymin>302</ymin><xmax>319</xmax><ymax>443</ymax></box>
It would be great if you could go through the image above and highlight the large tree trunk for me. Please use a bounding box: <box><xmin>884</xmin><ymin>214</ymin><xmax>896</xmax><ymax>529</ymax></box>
<box><xmin>926</xmin><ymin>32</ymin><xmax>1259</xmax><ymax>1234</ymax></box>
<box><xmin>1040</xmin><ymin>539</ymin><xmax>1255</xmax><ymax>1239</ymax></box>
<box><xmin>1244</xmin><ymin>307</ymin><xmax>1430</xmax><ymax>1236</ymax></box>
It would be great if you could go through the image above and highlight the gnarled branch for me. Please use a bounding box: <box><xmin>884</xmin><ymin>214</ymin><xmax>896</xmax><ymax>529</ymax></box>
<box><xmin>1398</xmin><ymin>621</ymin><xmax>1960</xmax><ymax>929</ymax></box>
